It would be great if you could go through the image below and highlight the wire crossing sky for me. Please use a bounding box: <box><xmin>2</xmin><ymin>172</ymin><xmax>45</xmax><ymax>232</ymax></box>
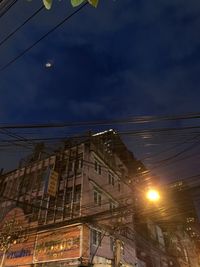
<box><xmin>1</xmin><ymin>0</ymin><xmax>200</xmax><ymax>183</ymax></box>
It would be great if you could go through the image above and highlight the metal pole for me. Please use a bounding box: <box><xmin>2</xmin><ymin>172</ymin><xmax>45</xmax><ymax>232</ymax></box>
<box><xmin>114</xmin><ymin>239</ymin><xmax>121</xmax><ymax>267</ymax></box>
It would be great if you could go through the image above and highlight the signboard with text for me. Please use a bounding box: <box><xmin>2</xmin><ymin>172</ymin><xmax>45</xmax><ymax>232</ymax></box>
<box><xmin>0</xmin><ymin>208</ymin><xmax>35</xmax><ymax>267</ymax></box>
<box><xmin>5</xmin><ymin>236</ymin><xmax>35</xmax><ymax>267</ymax></box>
<box><xmin>45</xmin><ymin>169</ymin><xmax>59</xmax><ymax>197</ymax></box>
<box><xmin>33</xmin><ymin>225</ymin><xmax>82</xmax><ymax>263</ymax></box>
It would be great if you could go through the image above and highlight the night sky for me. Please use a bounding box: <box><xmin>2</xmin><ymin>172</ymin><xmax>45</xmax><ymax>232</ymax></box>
<box><xmin>1</xmin><ymin>0</ymin><xmax>200</xmax><ymax>182</ymax></box>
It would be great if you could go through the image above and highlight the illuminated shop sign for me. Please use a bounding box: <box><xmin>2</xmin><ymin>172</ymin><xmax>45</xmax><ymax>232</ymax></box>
<box><xmin>0</xmin><ymin>208</ymin><xmax>35</xmax><ymax>267</ymax></box>
<box><xmin>4</xmin><ymin>238</ymin><xmax>34</xmax><ymax>266</ymax></box>
<box><xmin>7</xmin><ymin>249</ymin><xmax>32</xmax><ymax>259</ymax></box>
<box><xmin>33</xmin><ymin>226</ymin><xmax>82</xmax><ymax>263</ymax></box>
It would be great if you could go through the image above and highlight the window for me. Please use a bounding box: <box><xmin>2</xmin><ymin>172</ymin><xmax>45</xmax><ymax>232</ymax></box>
<box><xmin>32</xmin><ymin>171</ymin><xmax>44</xmax><ymax>192</ymax></box>
<box><xmin>11</xmin><ymin>179</ymin><xmax>18</xmax><ymax>198</ymax></box>
<box><xmin>110</xmin><ymin>201</ymin><xmax>117</xmax><ymax>211</ymax></box>
<box><xmin>94</xmin><ymin>190</ymin><xmax>102</xmax><ymax>206</ymax></box>
<box><xmin>66</xmin><ymin>187</ymin><xmax>72</xmax><ymax>204</ymax></box>
<box><xmin>38</xmin><ymin>196</ymin><xmax>48</xmax><ymax>224</ymax></box>
<box><xmin>47</xmin><ymin>197</ymin><xmax>56</xmax><ymax>222</ymax></box>
<box><xmin>74</xmin><ymin>185</ymin><xmax>81</xmax><ymax>203</ymax></box>
<box><xmin>64</xmin><ymin>204</ymin><xmax>71</xmax><ymax>218</ymax></box>
<box><xmin>95</xmin><ymin>160</ymin><xmax>98</xmax><ymax>171</ymax></box>
<box><xmin>95</xmin><ymin>159</ymin><xmax>101</xmax><ymax>175</ymax></box>
<box><xmin>108</xmin><ymin>173</ymin><xmax>112</xmax><ymax>184</ymax></box>
<box><xmin>30</xmin><ymin>197</ymin><xmax>41</xmax><ymax>222</ymax></box>
<box><xmin>19</xmin><ymin>175</ymin><xmax>31</xmax><ymax>196</ymax></box>
<box><xmin>4</xmin><ymin>181</ymin><xmax>13</xmax><ymax>196</ymax></box>
<box><xmin>56</xmin><ymin>190</ymin><xmax>64</xmax><ymax>220</ymax></box>
<box><xmin>0</xmin><ymin>181</ymin><xmax>7</xmax><ymax>196</ymax></box>
<box><xmin>68</xmin><ymin>160</ymin><xmax>74</xmax><ymax>172</ymax></box>
<box><xmin>108</xmin><ymin>173</ymin><xmax>115</xmax><ymax>186</ymax></box>
<box><xmin>75</xmin><ymin>154</ymin><xmax>83</xmax><ymax>171</ymax></box>
<box><xmin>92</xmin><ymin>229</ymin><xmax>102</xmax><ymax>246</ymax></box>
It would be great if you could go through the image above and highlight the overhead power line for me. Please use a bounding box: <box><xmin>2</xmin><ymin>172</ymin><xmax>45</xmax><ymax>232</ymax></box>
<box><xmin>0</xmin><ymin>112</ymin><xmax>200</xmax><ymax>129</ymax></box>
<box><xmin>141</xmin><ymin>134</ymin><xmax>200</xmax><ymax>161</ymax></box>
<box><xmin>0</xmin><ymin>2</ymin><xmax>88</xmax><ymax>72</ymax></box>
<box><xmin>0</xmin><ymin>0</ymin><xmax>17</xmax><ymax>18</ymax></box>
<box><xmin>0</xmin><ymin>5</ymin><xmax>44</xmax><ymax>47</ymax></box>
<box><xmin>151</xmin><ymin>136</ymin><xmax>200</xmax><ymax>167</ymax></box>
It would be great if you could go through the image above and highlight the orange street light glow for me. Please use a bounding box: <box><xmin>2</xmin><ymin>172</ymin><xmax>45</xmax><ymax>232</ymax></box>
<box><xmin>146</xmin><ymin>189</ymin><xmax>160</xmax><ymax>202</ymax></box>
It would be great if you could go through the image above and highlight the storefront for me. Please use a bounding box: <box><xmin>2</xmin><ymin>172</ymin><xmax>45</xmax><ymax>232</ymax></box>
<box><xmin>33</xmin><ymin>225</ymin><xmax>86</xmax><ymax>266</ymax></box>
<box><xmin>1</xmin><ymin>224</ymin><xmax>90</xmax><ymax>267</ymax></box>
<box><xmin>0</xmin><ymin>208</ymin><xmax>90</xmax><ymax>267</ymax></box>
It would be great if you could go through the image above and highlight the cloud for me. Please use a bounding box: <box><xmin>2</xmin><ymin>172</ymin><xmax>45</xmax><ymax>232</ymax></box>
<box><xmin>1</xmin><ymin>0</ymin><xmax>200</xmax><ymax>124</ymax></box>
<box><xmin>1</xmin><ymin>0</ymin><xmax>200</xmax><ymax>175</ymax></box>
<box><xmin>68</xmin><ymin>100</ymin><xmax>107</xmax><ymax>118</ymax></box>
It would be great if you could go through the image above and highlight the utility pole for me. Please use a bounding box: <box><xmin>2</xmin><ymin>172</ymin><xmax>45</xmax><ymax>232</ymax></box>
<box><xmin>114</xmin><ymin>239</ymin><xmax>122</xmax><ymax>267</ymax></box>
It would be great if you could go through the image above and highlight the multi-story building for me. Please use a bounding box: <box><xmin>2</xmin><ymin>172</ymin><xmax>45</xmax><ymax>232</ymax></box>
<box><xmin>163</xmin><ymin>181</ymin><xmax>200</xmax><ymax>267</ymax></box>
<box><xmin>132</xmin><ymin>176</ymin><xmax>200</xmax><ymax>267</ymax></box>
<box><xmin>0</xmin><ymin>130</ymin><xmax>142</xmax><ymax>267</ymax></box>
<box><xmin>0</xmin><ymin>130</ymin><xmax>199</xmax><ymax>267</ymax></box>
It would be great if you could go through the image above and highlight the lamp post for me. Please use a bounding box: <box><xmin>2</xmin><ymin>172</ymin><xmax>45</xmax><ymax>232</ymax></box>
<box><xmin>0</xmin><ymin>218</ymin><xmax>28</xmax><ymax>267</ymax></box>
<box><xmin>134</xmin><ymin>187</ymin><xmax>161</xmax><ymax>267</ymax></box>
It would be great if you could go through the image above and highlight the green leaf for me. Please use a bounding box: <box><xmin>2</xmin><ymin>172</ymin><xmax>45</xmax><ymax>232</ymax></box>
<box><xmin>71</xmin><ymin>0</ymin><xmax>85</xmax><ymax>7</ymax></box>
<box><xmin>43</xmin><ymin>0</ymin><xmax>52</xmax><ymax>9</ymax></box>
<box><xmin>88</xmin><ymin>0</ymin><xmax>99</xmax><ymax>8</ymax></box>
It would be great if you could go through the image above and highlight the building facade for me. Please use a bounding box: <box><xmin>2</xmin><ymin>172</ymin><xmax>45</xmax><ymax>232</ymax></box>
<box><xmin>0</xmin><ymin>130</ymin><xmax>139</xmax><ymax>267</ymax></box>
<box><xmin>0</xmin><ymin>130</ymin><xmax>199</xmax><ymax>267</ymax></box>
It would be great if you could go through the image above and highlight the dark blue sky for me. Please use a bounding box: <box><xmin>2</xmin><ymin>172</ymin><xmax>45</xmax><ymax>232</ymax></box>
<box><xmin>1</xmin><ymin>0</ymin><xmax>200</xmax><ymax>181</ymax></box>
<box><xmin>1</xmin><ymin>0</ymin><xmax>200</xmax><ymax>122</ymax></box>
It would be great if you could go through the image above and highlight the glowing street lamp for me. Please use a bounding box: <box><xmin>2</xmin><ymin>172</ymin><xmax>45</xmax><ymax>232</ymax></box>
<box><xmin>146</xmin><ymin>189</ymin><xmax>160</xmax><ymax>202</ymax></box>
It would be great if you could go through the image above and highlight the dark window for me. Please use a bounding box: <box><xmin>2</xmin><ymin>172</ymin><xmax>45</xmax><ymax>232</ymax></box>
<box><xmin>95</xmin><ymin>161</ymin><xmax>98</xmax><ymax>172</ymax></box>
<box><xmin>68</xmin><ymin>161</ymin><xmax>74</xmax><ymax>172</ymax></box>
<box><xmin>38</xmin><ymin>196</ymin><xmax>48</xmax><ymax>224</ymax></box>
<box><xmin>74</xmin><ymin>185</ymin><xmax>81</xmax><ymax>203</ymax></box>
<box><xmin>0</xmin><ymin>181</ymin><xmax>7</xmax><ymax>196</ymax></box>
<box><xmin>95</xmin><ymin>159</ymin><xmax>101</xmax><ymax>175</ymax></box>
<box><xmin>30</xmin><ymin>197</ymin><xmax>41</xmax><ymax>222</ymax></box>
<box><xmin>110</xmin><ymin>201</ymin><xmax>116</xmax><ymax>211</ymax></box>
<box><xmin>94</xmin><ymin>190</ymin><xmax>101</xmax><ymax>206</ymax></box>
<box><xmin>56</xmin><ymin>190</ymin><xmax>64</xmax><ymax>220</ymax></box>
<box><xmin>66</xmin><ymin>187</ymin><xmax>72</xmax><ymax>204</ymax></box>
<box><xmin>108</xmin><ymin>173</ymin><xmax>115</xmax><ymax>186</ymax></box>
<box><xmin>47</xmin><ymin>197</ymin><xmax>55</xmax><ymax>222</ymax></box>
<box><xmin>92</xmin><ymin>229</ymin><xmax>102</xmax><ymax>246</ymax></box>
